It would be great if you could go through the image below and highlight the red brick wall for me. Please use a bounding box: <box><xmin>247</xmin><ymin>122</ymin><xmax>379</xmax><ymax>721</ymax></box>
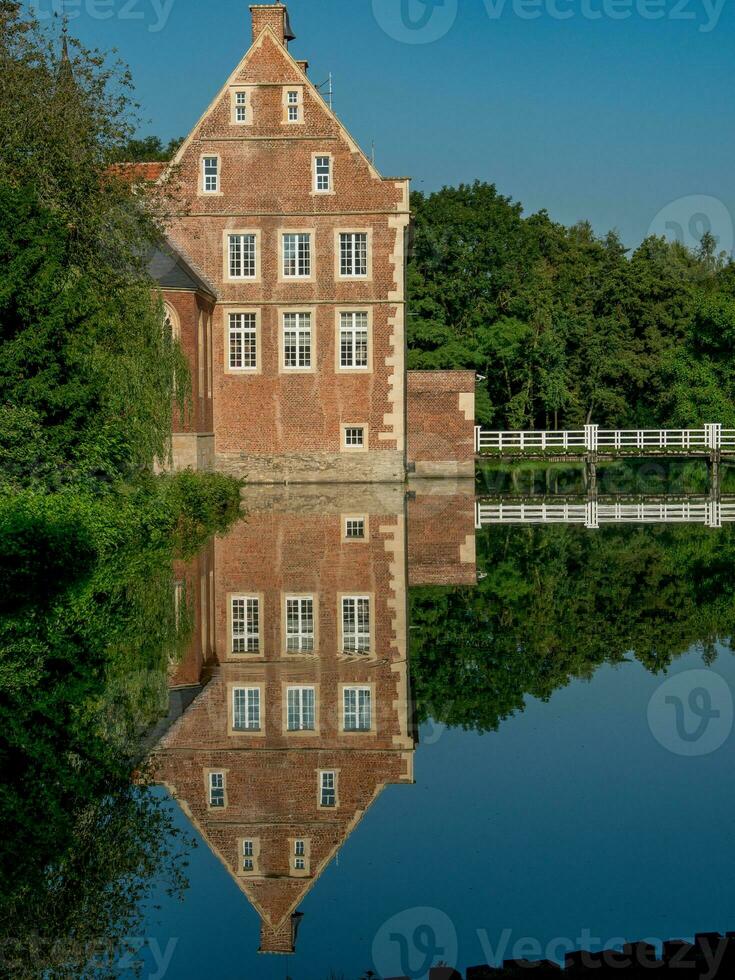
<box><xmin>165</xmin><ymin>290</ymin><xmax>215</xmax><ymax>435</ymax></box>
<box><xmin>153</xmin><ymin>500</ymin><xmax>413</xmax><ymax>952</ymax></box>
<box><xmin>163</xmin><ymin>22</ymin><xmax>409</xmax><ymax>476</ymax></box>
<box><xmin>408</xmin><ymin>492</ymin><xmax>477</xmax><ymax>587</ymax></box>
<box><xmin>407</xmin><ymin>370</ymin><xmax>476</xmax><ymax>476</ymax></box>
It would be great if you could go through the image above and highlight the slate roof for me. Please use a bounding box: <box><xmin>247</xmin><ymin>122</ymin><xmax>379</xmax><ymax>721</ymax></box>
<box><xmin>147</xmin><ymin>239</ymin><xmax>217</xmax><ymax>299</ymax></box>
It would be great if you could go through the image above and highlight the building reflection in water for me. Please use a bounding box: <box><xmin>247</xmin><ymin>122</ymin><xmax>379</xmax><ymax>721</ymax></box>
<box><xmin>151</xmin><ymin>483</ymin><xmax>476</xmax><ymax>954</ymax></box>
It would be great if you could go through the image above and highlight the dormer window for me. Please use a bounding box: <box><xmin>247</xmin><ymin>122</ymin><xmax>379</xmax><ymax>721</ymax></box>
<box><xmin>202</xmin><ymin>156</ymin><xmax>219</xmax><ymax>193</ymax></box>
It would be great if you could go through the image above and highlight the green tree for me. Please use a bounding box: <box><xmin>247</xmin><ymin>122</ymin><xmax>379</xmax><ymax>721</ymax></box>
<box><xmin>410</xmin><ymin>521</ymin><xmax>735</xmax><ymax>733</ymax></box>
<box><xmin>0</xmin><ymin>474</ymin><xmax>241</xmax><ymax>978</ymax></box>
<box><xmin>0</xmin><ymin>4</ymin><xmax>189</xmax><ymax>488</ymax></box>
<box><xmin>408</xmin><ymin>182</ymin><xmax>735</xmax><ymax>430</ymax></box>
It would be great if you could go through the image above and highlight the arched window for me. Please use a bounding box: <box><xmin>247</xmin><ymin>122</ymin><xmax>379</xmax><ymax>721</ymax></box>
<box><xmin>163</xmin><ymin>302</ymin><xmax>181</xmax><ymax>341</ymax></box>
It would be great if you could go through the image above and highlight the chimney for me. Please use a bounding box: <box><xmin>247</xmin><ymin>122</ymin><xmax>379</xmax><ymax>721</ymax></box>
<box><xmin>258</xmin><ymin>913</ymin><xmax>303</xmax><ymax>955</ymax></box>
<box><xmin>250</xmin><ymin>4</ymin><xmax>296</xmax><ymax>47</ymax></box>
<box><xmin>296</xmin><ymin>60</ymin><xmax>309</xmax><ymax>75</ymax></box>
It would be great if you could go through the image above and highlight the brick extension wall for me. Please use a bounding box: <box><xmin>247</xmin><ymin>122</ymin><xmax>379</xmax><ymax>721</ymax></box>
<box><xmin>408</xmin><ymin>488</ymin><xmax>477</xmax><ymax>587</ymax></box>
<box><xmin>407</xmin><ymin>371</ymin><xmax>476</xmax><ymax>478</ymax></box>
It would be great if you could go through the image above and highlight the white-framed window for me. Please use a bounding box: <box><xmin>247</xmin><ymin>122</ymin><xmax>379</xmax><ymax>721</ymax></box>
<box><xmin>234</xmin><ymin>91</ymin><xmax>248</xmax><ymax>123</ymax></box>
<box><xmin>232</xmin><ymin>596</ymin><xmax>259</xmax><ymax>653</ymax></box>
<box><xmin>228</xmin><ymin>313</ymin><xmax>257</xmax><ymax>371</ymax></box>
<box><xmin>339</xmin><ymin>312</ymin><xmax>369</xmax><ymax>369</ymax></box>
<box><xmin>209</xmin><ymin>772</ymin><xmax>225</xmax><ymax>808</ymax></box>
<box><xmin>287</xmin><ymin>90</ymin><xmax>300</xmax><ymax>122</ymax></box>
<box><xmin>344</xmin><ymin>426</ymin><xmax>365</xmax><ymax>449</ymax></box>
<box><xmin>294</xmin><ymin>839</ymin><xmax>306</xmax><ymax>870</ymax></box>
<box><xmin>283</xmin><ymin>233</ymin><xmax>311</xmax><ymax>278</ymax></box>
<box><xmin>243</xmin><ymin>839</ymin><xmax>255</xmax><ymax>872</ymax></box>
<box><xmin>342</xmin><ymin>596</ymin><xmax>371</xmax><ymax>654</ymax></box>
<box><xmin>345</xmin><ymin>518</ymin><xmax>366</xmax><ymax>540</ymax></box>
<box><xmin>228</xmin><ymin>234</ymin><xmax>257</xmax><ymax>279</ymax></box>
<box><xmin>339</xmin><ymin>233</ymin><xmax>368</xmax><ymax>277</ymax></box>
<box><xmin>315</xmin><ymin>155</ymin><xmax>331</xmax><ymax>193</ymax></box>
<box><xmin>285</xmin><ymin>596</ymin><xmax>314</xmax><ymax>652</ymax></box>
<box><xmin>343</xmin><ymin>687</ymin><xmax>372</xmax><ymax>732</ymax></box>
<box><xmin>320</xmin><ymin>771</ymin><xmax>337</xmax><ymax>808</ymax></box>
<box><xmin>283</xmin><ymin>312</ymin><xmax>312</xmax><ymax>370</ymax></box>
<box><xmin>287</xmin><ymin>687</ymin><xmax>316</xmax><ymax>731</ymax></box>
<box><xmin>202</xmin><ymin>156</ymin><xmax>219</xmax><ymax>193</ymax></box>
<box><xmin>232</xmin><ymin>687</ymin><xmax>261</xmax><ymax>731</ymax></box>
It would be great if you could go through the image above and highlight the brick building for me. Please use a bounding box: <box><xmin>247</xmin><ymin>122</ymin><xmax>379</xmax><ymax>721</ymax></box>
<box><xmin>151</xmin><ymin>485</ymin><xmax>477</xmax><ymax>955</ymax></box>
<box><xmin>141</xmin><ymin>3</ymin><xmax>474</xmax><ymax>482</ymax></box>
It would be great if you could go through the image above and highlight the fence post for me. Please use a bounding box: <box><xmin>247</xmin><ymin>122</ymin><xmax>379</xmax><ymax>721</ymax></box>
<box><xmin>585</xmin><ymin>501</ymin><xmax>599</xmax><ymax>529</ymax></box>
<box><xmin>584</xmin><ymin>424</ymin><xmax>599</xmax><ymax>452</ymax></box>
<box><xmin>474</xmin><ymin>426</ymin><xmax>481</xmax><ymax>454</ymax></box>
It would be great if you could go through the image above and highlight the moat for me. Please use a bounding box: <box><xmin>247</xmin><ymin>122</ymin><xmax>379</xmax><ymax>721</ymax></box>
<box><xmin>5</xmin><ymin>462</ymin><xmax>735</xmax><ymax>979</ymax></box>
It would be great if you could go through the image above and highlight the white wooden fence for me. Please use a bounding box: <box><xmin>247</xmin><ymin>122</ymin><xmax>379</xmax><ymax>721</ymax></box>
<box><xmin>475</xmin><ymin>500</ymin><xmax>735</xmax><ymax>530</ymax></box>
<box><xmin>475</xmin><ymin>424</ymin><xmax>735</xmax><ymax>454</ymax></box>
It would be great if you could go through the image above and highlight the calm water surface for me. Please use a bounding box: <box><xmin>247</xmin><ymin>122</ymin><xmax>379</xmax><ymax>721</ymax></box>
<box><xmin>135</xmin><ymin>475</ymin><xmax>735</xmax><ymax>979</ymax></box>
<box><xmin>6</xmin><ymin>469</ymin><xmax>735</xmax><ymax>980</ymax></box>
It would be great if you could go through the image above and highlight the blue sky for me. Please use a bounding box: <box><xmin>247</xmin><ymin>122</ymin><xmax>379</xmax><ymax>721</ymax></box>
<box><xmin>40</xmin><ymin>0</ymin><xmax>735</xmax><ymax>248</ymax></box>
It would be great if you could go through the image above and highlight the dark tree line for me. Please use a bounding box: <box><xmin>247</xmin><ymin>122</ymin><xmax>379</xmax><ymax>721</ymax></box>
<box><xmin>410</xmin><ymin>521</ymin><xmax>735</xmax><ymax>733</ymax></box>
<box><xmin>408</xmin><ymin>182</ymin><xmax>735</xmax><ymax>428</ymax></box>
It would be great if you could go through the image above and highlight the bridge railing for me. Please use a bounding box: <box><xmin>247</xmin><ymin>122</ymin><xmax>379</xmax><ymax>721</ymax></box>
<box><xmin>476</xmin><ymin>500</ymin><xmax>735</xmax><ymax>529</ymax></box>
<box><xmin>475</xmin><ymin>423</ymin><xmax>732</xmax><ymax>454</ymax></box>
<box><xmin>475</xmin><ymin>429</ymin><xmax>586</xmax><ymax>452</ymax></box>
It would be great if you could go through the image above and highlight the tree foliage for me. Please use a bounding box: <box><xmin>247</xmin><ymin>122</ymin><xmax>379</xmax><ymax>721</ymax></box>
<box><xmin>0</xmin><ymin>474</ymin><xmax>241</xmax><ymax>979</ymax></box>
<box><xmin>0</xmin><ymin>3</ymin><xmax>189</xmax><ymax>488</ymax></box>
<box><xmin>409</xmin><ymin>182</ymin><xmax>735</xmax><ymax>427</ymax></box>
<box><xmin>410</xmin><ymin>520</ymin><xmax>735</xmax><ymax>733</ymax></box>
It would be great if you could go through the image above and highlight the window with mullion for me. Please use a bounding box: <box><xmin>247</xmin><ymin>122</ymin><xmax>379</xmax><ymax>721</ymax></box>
<box><xmin>343</xmin><ymin>687</ymin><xmax>372</xmax><ymax>731</ymax></box>
<box><xmin>233</xmin><ymin>687</ymin><xmax>261</xmax><ymax>731</ymax></box>
<box><xmin>283</xmin><ymin>233</ymin><xmax>311</xmax><ymax>278</ymax></box>
<box><xmin>202</xmin><ymin>156</ymin><xmax>219</xmax><ymax>193</ymax></box>
<box><xmin>342</xmin><ymin>596</ymin><xmax>371</xmax><ymax>653</ymax></box>
<box><xmin>232</xmin><ymin>597</ymin><xmax>259</xmax><ymax>653</ymax></box>
<box><xmin>229</xmin><ymin>234</ymin><xmax>256</xmax><ymax>279</ymax></box>
<box><xmin>340</xmin><ymin>233</ymin><xmax>368</xmax><ymax>277</ymax></box>
<box><xmin>283</xmin><ymin>312</ymin><xmax>312</xmax><ymax>370</ymax></box>
<box><xmin>339</xmin><ymin>312</ymin><xmax>369</xmax><ymax>369</ymax></box>
<box><xmin>287</xmin><ymin>687</ymin><xmax>316</xmax><ymax>731</ymax></box>
<box><xmin>320</xmin><ymin>771</ymin><xmax>336</xmax><ymax>808</ymax></box>
<box><xmin>228</xmin><ymin>313</ymin><xmax>257</xmax><ymax>370</ymax></box>
<box><xmin>286</xmin><ymin>597</ymin><xmax>314</xmax><ymax>652</ymax></box>
<box><xmin>209</xmin><ymin>772</ymin><xmax>225</xmax><ymax>808</ymax></box>
<box><xmin>235</xmin><ymin>91</ymin><xmax>248</xmax><ymax>123</ymax></box>
<box><xmin>315</xmin><ymin>155</ymin><xmax>331</xmax><ymax>192</ymax></box>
